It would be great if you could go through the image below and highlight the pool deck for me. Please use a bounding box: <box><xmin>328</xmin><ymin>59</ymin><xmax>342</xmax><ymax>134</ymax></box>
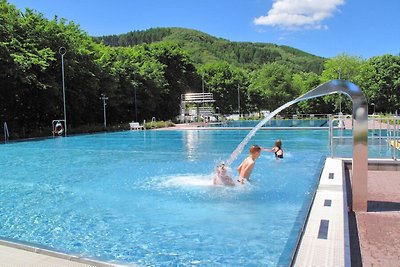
<box><xmin>343</xmin><ymin>117</ymin><xmax>393</xmax><ymax>129</ymax></box>
<box><xmin>158</xmin><ymin>118</ymin><xmax>393</xmax><ymax>130</ymax></box>
<box><xmin>157</xmin><ymin>122</ymin><xmax>328</xmax><ymax>130</ymax></box>
<box><xmin>293</xmin><ymin>158</ymin><xmax>350</xmax><ymax>266</ymax></box>
<box><xmin>294</xmin><ymin>157</ymin><xmax>400</xmax><ymax>266</ymax></box>
<box><xmin>353</xmin><ymin>167</ymin><xmax>400</xmax><ymax>266</ymax></box>
<box><xmin>0</xmin><ymin>239</ymin><xmax>131</xmax><ymax>267</ymax></box>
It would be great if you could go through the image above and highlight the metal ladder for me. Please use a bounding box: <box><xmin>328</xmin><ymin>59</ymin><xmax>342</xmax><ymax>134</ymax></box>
<box><xmin>329</xmin><ymin>115</ymin><xmax>399</xmax><ymax>160</ymax></box>
<box><xmin>386</xmin><ymin>116</ymin><xmax>400</xmax><ymax>160</ymax></box>
<box><xmin>4</xmin><ymin>122</ymin><xmax>9</xmax><ymax>143</ymax></box>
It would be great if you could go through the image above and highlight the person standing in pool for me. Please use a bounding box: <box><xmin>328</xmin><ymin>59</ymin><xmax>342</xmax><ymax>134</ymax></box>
<box><xmin>262</xmin><ymin>139</ymin><xmax>284</xmax><ymax>159</ymax></box>
<box><xmin>237</xmin><ymin>145</ymin><xmax>261</xmax><ymax>184</ymax></box>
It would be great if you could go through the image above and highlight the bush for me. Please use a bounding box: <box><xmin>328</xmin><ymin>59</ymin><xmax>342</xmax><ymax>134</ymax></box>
<box><xmin>144</xmin><ymin>120</ymin><xmax>175</xmax><ymax>129</ymax></box>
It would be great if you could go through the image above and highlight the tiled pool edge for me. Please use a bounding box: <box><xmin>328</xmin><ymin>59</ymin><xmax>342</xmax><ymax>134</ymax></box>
<box><xmin>292</xmin><ymin>158</ymin><xmax>351</xmax><ymax>267</ymax></box>
<box><xmin>0</xmin><ymin>239</ymin><xmax>135</xmax><ymax>267</ymax></box>
<box><xmin>292</xmin><ymin>157</ymin><xmax>400</xmax><ymax>266</ymax></box>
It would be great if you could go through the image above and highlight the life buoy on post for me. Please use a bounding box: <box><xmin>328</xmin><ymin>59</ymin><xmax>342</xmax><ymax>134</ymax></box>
<box><xmin>54</xmin><ymin>121</ymin><xmax>64</xmax><ymax>136</ymax></box>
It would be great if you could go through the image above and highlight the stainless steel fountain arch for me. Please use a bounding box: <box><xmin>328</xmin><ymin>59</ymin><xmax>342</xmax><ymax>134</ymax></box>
<box><xmin>225</xmin><ymin>79</ymin><xmax>368</xmax><ymax>211</ymax></box>
<box><xmin>297</xmin><ymin>79</ymin><xmax>368</xmax><ymax>211</ymax></box>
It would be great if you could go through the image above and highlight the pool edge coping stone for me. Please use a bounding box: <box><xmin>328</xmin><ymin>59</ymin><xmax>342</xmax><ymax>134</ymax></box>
<box><xmin>292</xmin><ymin>157</ymin><xmax>350</xmax><ymax>267</ymax></box>
<box><xmin>0</xmin><ymin>239</ymin><xmax>136</xmax><ymax>267</ymax></box>
<box><xmin>292</xmin><ymin>157</ymin><xmax>399</xmax><ymax>267</ymax></box>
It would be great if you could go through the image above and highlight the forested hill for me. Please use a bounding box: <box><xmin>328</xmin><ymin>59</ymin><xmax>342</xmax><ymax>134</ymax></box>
<box><xmin>94</xmin><ymin>27</ymin><xmax>325</xmax><ymax>73</ymax></box>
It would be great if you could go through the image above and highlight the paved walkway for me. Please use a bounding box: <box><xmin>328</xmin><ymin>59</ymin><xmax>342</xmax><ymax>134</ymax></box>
<box><xmin>355</xmin><ymin>170</ymin><xmax>400</xmax><ymax>267</ymax></box>
<box><xmin>0</xmin><ymin>240</ymin><xmax>123</xmax><ymax>267</ymax></box>
<box><xmin>343</xmin><ymin>118</ymin><xmax>393</xmax><ymax>130</ymax></box>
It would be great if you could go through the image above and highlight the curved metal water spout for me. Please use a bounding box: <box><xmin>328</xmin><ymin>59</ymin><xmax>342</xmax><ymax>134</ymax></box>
<box><xmin>298</xmin><ymin>79</ymin><xmax>368</xmax><ymax>211</ymax></box>
<box><xmin>225</xmin><ymin>79</ymin><xmax>368</xmax><ymax>210</ymax></box>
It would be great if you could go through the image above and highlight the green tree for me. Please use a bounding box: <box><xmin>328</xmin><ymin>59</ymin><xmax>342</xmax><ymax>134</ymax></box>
<box><xmin>199</xmin><ymin>62</ymin><xmax>249</xmax><ymax>114</ymax></box>
<box><xmin>291</xmin><ymin>72</ymin><xmax>326</xmax><ymax>113</ymax></box>
<box><xmin>356</xmin><ymin>55</ymin><xmax>400</xmax><ymax>114</ymax></box>
<box><xmin>320</xmin><ymin>53</ymin><xmax>365</xmax><ymax>114</ymax></box>
<box><xmin>247</xmin><ymin>62</ymin><xmax>295</xmax><ymax>113</ymax></box>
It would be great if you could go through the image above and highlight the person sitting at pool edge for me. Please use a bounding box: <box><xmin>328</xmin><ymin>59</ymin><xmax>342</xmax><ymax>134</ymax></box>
<box><xmin>237</xmin><ymin>145</ymin><xmax>261</xmax><ymax>184</ymax></box>
<box><xmin>213</xmin><ymin>163</ymin><xmax>235</xmax><ymax>186</ymax></box>
<box><xmin>262</xmin><ymin>139</ymin><xmax>283</xmax><ymax>159</ymax></box>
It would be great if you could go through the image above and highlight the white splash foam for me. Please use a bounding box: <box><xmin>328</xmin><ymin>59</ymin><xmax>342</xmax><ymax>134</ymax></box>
<box><xmin>159</xmin><ymin>174</ymin><xmax>214</xmax><ymax>188</ymax></box>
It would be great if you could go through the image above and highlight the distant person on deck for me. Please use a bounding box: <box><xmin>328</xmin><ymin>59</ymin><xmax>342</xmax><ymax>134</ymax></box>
<box><xmin>262</xmin><ymin>139</ymin><xmax>284</xmax><ymax>159</ymax></box>
<box><xmin>237</xmin><ymin>145</ymin><xmax>261</xmax><ymax>184</ymax></box>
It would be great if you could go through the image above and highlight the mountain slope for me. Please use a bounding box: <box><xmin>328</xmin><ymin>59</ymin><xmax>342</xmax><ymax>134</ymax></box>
<box><xmin>95</xmin><ymin>27</ymin><xmax>325</xmax><ymax>73</ymax></box>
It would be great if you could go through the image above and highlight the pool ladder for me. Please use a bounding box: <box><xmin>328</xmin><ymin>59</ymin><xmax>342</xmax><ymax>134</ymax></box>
<box><xmin>329</xmin><ymin>115</ymin><xmax>399</xmax><ymax>160</ymax></box>
<box><xmin>386</xmin><ymin>116</ymin><xmax>399</xmax><ymax>160</ymax></box>
<box><xmin>4</xmin><ymin>122</ymin><xmax>9</xmax><ymax>143</ymax></box>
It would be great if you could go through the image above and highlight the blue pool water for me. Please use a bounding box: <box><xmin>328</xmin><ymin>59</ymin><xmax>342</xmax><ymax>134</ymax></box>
<box><xmin>0</xmin><ymin>130</ymin><xmax>329</xmax><ymax>266</ymax></box>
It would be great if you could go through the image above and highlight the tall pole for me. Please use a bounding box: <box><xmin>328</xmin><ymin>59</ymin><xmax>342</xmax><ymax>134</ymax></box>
<box><xmin>337</xmin><ymin>69</ymin><xmax>342</xmax><ymax>114</ymax></box>
<box><xmin>59</xmin><ymin>47</ymin><xmax>67</xmax><ymax>136</ymax></box>
<box><xmin>134</xmin><ymin>87</ymin><xmax>138</xmax><ymax>121</ymax></box>
<box><xmin>100</xmin><ymin>94</ymin><xmax>108</xmax><ymax>128</ymax></box>
<box><xmin>237</xmin><ymin>84</ymin><xmax>240</xmax><ymax>117</ymax></box>
<box><xmin>202</xmin><ymin>73</ymin><xmax>205</xmax><ymax>107</ymax></box>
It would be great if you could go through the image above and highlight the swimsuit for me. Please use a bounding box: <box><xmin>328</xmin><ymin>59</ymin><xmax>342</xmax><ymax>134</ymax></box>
<box><xmin>275</xmin><ymin>149</ymin><xmax>283</xmax><ymax>158</ymax></box>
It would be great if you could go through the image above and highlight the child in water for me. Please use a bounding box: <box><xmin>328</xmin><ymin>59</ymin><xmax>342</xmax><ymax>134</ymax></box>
<box><xmin>213</xmin><ymin>164</ymin><xmax>235</xmax><ymax>186</ymax></box>
<box><xmin>237</xmin><ymin>145</ymin><xmax>261</xmax><ymax>184</ymax></box>
<box><xmin>262</xmin><ymin>139</ymin><xmax>283</xmax><ymax>158</ymax></box>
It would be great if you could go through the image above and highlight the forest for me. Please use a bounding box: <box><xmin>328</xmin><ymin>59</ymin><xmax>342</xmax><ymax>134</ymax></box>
<box><xmin>1</xmin><ymin>0</ymin><xmax>399</xmax><ymax>139</ymax></box>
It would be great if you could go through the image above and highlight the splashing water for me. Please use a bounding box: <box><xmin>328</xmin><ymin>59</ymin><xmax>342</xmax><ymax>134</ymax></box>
<box><xmin>225</xmin><ymin>97</ymin><xmax>307</xmax><ymax>166</ymax></box>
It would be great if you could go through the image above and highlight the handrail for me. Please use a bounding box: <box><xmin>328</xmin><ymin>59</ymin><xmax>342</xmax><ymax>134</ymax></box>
<box><xmin>387</xmin><ymin>116</ymin><xmax>399</xmax><ymax>160</ymax></box>
<box><xmin>4</xmin><ymin>122</ymin><xmax>9</xmax><ymax>143</ymax></box>
<box><xmin>181</xmin><ymin>92</ymin><xmax>215</xmax><ymax>103</ymax></box>
<box><xmin>329</xmin><ymin>115</ymin><xmax>399</xmax><ymax>160</ymax></box>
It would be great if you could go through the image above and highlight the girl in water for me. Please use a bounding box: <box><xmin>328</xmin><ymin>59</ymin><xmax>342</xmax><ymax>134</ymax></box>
<box><xmin>262</xmin><ymin>139</ymin><xmax>283</xmax><ymax>159</ymax></box>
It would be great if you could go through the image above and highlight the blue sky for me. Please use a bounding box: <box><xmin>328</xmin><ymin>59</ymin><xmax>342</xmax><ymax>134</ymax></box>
<box><xmin>8</xmin><ymin>0</ymin><xmax>400</xmax><ymax>58</ymax></box>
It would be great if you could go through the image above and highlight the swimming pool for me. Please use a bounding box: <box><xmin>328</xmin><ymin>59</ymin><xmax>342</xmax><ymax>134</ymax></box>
<box><xmin>0</xmin><ymin>130</ymin><xmax>329</xmax><ymax>266</ymax></box>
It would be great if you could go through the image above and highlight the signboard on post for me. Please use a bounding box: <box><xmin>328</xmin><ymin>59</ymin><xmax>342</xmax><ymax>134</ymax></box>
<box><xmin>52</xmin><ymin>120</ymin><xmax>66</xmax><ymax>137</ymax></box>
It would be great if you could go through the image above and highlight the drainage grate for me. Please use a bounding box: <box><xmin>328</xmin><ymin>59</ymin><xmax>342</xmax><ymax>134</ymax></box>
<box><xmin>324</xmin><ymin>199</ymin><xmax>332</xmax><ymax>207</ymax></box>
<box><xmin>318</xmin><ymin>220</ymin><xmax>329</xmax><ymax>239</ymax></box>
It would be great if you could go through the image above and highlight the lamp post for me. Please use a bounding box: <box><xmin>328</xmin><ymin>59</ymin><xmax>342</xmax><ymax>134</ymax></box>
<box><xmin>202</xmin><ymin>73</ymin><xmax>205</xmax><ymax>107</ymax></box>
<box><xmin>371</xmin><ymin>103</ymin><xmax>375</xmax><ymax>115</ymax></box>
<box><xmin>59</xmin><ymin>47</ymin><xmax>67</xmax><ymax>136</ymax></box>
<box><xmin>134</xmin><ymin>87</ymin><xmax>138</xmax><ymax>122</ymax></box>
<box><xmin>337</xmin><ymin>69</ymin><xmax>342</xmax><ymax>114</ymax></box>
<box><xmin>237</xmin><ymin>84</ymin><xmax>240</xmax><ymax>117</ymax></box>
<box><xmin>100</xmin><ymin>94</ymin><xmax>108</xmax><ymax>128</ymax></box>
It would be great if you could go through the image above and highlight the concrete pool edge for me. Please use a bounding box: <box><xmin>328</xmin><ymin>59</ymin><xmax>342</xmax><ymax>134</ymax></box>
<box><xmin>292</xmin><ymin>157</ymin><xmax>350</xmax><ymax>266</ymax></box>
<box><xmin>292</xmin><ymin>157</ymin><xmax>400</xmax><ymax>266</ymax></box>
<box><xmin>0</xmin><ymin>239</ymin><xmax>136</xmax><ymax>267</ymax></box>
<box><xmin>159</xmin><ymin>125</ymin><xmax>330</xmax><ymax>130</ymax></box>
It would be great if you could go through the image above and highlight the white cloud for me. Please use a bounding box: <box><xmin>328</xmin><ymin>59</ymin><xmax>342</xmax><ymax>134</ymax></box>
<box><xmin>254</xmin><ymin>0</ymin><xmax>345</xmax><ymax>31</ymax></box>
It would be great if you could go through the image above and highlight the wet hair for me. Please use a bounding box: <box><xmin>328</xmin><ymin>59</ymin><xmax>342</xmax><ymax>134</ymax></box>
<box><xmin>274</xmin><ymin>139</ymin><xmax>282</xmax><ymax>149</ymax></box>
<box><xmin>250</xmin><ymin>145</ymin><xmax>261</xmax><ymax>154</ymax></box>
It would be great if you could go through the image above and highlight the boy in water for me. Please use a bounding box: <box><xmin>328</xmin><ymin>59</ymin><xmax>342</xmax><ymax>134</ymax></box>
<box><xmin>237</xmin><ymin>145</ymin><xmax>261</xmax><ymax>184</ymax></box>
